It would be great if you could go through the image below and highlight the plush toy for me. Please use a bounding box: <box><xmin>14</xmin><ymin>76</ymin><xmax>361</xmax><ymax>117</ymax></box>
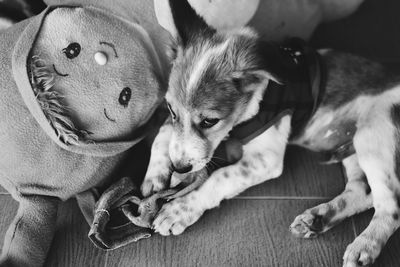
<box><xmin>0</xmin><ymin>1</ymin><xmax>170</xmax><ymax>266</ymax></box>
<box><xmin>155</xmin><ymin>0</ymin><xmax>365</xmax><ymax>41</ymax></box>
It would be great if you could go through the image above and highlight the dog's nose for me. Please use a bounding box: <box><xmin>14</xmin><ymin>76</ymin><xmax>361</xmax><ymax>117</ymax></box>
<box><xmin>172</xmin><ymin>163</ymin><xmax>193</xmax><ymax>174</ymax></box>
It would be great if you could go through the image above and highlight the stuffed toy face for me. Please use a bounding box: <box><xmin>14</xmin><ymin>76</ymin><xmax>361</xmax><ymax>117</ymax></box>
<box><xmin>30</xmin><ymin>7</ymin><xmax>164</xmax><ymax>143</ymax></box>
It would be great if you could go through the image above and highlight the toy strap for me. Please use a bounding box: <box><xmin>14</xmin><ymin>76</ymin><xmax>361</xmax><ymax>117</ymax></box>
<box><xmin>87</xmin><ymin>171</ymin><xmax>207</xmax><ymax>250</ymax></box>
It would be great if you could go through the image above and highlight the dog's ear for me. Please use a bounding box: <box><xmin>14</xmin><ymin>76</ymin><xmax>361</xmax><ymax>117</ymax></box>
<box><xmin>256</xmin><ymin>39</ymin><xmax>309</xmax><ymax>83</ymax></box>
<box><xmin>155</xmin><ymin>0</ymin><xmax>215</xmax><ymax>47</ymax></box>
<box><xmin>231</xmin><ymin>70</ymin><xmax>281</xmax><ymax>93</ymax></box>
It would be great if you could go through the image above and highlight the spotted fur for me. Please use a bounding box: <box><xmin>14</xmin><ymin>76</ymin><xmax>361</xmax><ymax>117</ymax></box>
<box><xmin>141</xmin><ymin>117</ymin><xmax>174</xmax><ymax>196</ymax></box>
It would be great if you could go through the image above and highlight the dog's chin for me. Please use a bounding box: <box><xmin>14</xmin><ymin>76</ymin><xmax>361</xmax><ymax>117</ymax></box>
<box><xmin>191</xmin><ymin>165</ymin><xmax>205</xmax><ymax>173</ymax></box>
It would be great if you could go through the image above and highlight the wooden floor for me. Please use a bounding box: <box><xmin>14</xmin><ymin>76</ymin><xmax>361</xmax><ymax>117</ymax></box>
<box><xmin>1</xmin><ymin>147</ymin><xmax>400</xmax><ymax>266</ymax></box>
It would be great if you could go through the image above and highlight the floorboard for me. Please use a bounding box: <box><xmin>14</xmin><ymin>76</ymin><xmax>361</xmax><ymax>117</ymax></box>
<box><xmin>44</xmin><ymin>199</ymin><xmax>107</xmax><ymax>267</ymax></box>
<box><xmin>106</xmin><ymin>199</ymin><xmax>355</xmax><ymax>267</ymax></box>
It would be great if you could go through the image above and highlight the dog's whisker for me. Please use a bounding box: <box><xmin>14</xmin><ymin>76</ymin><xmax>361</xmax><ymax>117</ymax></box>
<box><xmin>210</xmin><ymin>156</ymin><xmax>229</xmax><ymax>163</ymax></box>
<box><xmin>209</xmin><ymin>160</ymin><xmax>222</xmax><ymax>169</ymax></box>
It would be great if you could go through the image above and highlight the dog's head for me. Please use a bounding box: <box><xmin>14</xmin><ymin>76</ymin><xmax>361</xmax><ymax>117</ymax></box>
<box><xmin>164</xmin><ymin>0</ymin><xmax>283</xmax><ymax>173</ymax></box>
<box><xmin>29</xmin><ymin>7</ymin><xmax>166</xmax><ymax>144</ymax></box>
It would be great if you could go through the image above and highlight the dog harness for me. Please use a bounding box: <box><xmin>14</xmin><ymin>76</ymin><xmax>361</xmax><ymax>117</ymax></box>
<box><xmin>232</xmin><ymin>39</ymin><xmax>324</xmax><ymax>143</ymax></box>
<box><xmin>211</xmin><ymin>38</ymin><xmax>326</xmax><ymax>168</ymax></box>
<box><xmin>216</xmin><ymin>39</ymin><xmax>357</xmax><ymax>165</ymax></box>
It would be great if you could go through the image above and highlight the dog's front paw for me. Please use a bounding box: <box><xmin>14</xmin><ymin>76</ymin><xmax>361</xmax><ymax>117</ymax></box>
<box><xmin>141</xmin><ymin>173</ymin><xmax>171</xmax><ymax>197</ymax></box>
<box><xmin>152</xmin><ymin>195</ymin><xmax>205</xmax><ymax>236</ymax></box>
<box><xmin>290</xmin><ymin>212</ymin><xmax>325</xmax><ymax>238</ymax></box>
<box><xmin>343</xmin><ymin>235</ymin><xmax>381</xmax><ymax>267</ymax></box>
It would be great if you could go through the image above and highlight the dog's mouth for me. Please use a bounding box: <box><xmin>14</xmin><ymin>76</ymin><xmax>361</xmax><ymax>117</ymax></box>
<box><xmin>52</xmin><ymin>64</ymin><xmax>69</xmax><ymax>77</ymax></box>
<box><xmin>104</xmin><ymin>108</ymin><xmax>116</xmax><ymax>122</ymax></box>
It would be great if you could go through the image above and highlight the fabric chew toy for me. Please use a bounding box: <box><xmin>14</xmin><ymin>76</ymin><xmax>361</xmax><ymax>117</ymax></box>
<box><xmin>0</xmin><ymin>1</ymin><xmax>170</xmax><ymax>266</ymax></box>
<box><xmin>86</xmin><ymin>139</ymin><xmax>243</xmax><ymax>249</ymax></box>
<box><xmin>86</xmin><ymin>173</ymin><xmax>208</xmax><ymax>249</ymax></box>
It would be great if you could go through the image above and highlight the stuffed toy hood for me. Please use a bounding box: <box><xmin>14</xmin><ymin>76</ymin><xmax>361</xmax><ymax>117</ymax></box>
<box><xmin>0</xmin><ymin>4</ymin><xmax>167</xmax><ymax>200</ymax></box>
<box><xmin>10</xmin><ymin>6</ymin><xmax>159</xmax><ymax>157</ymax></box>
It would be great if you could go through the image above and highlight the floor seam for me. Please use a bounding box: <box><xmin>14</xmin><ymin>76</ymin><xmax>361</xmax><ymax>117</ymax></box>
<box><xmin>351</xmin><ymin>217</ymin><xmax>358</xmax><ymax>238</ymax></box>
<box><xmin>233</xmin><ymin>196</ymin><xmax>332</xmax><ymax>200</ymax></box>
<box><xmin>104</xmin><ymin>251</ymin><xmax>109</xmax><ymax>267</ymax></box>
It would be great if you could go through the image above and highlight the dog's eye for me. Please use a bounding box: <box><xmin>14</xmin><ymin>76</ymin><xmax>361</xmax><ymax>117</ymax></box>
<box><xmin>200</xmin><ymin>118</ymin><xmax>220</xmax><ymax>129</ymax></box>
<box><xmin>119</xmin><ymin>87</ymin><xmax>131</xmax><ymax>107</ymax></box>
<box><xmin>167</xmin><ymin>103</ymin><xmax>177</xmax><ymax>120</ymax></box>
<box><xmin>62</xmin><ymin>42</ymin><xmax>81</xmax><ymax>59</ymax></box>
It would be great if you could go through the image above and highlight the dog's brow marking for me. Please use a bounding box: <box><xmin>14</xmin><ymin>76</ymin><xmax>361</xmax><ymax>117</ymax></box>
<box><xmin>186</xmin><ymin>39</ymin><xmax>230</xmax><ymax>94</ymax></box>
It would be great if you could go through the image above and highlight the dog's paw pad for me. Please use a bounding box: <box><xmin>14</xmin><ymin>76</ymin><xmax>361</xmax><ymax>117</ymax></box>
<box><xmin>289</xmin><ymin>213</ymin><xmax>323</xmax><ymax>238</ymax></box>
<box><xmin>343</xmin><ymin>236</ymin><xmax>380</xmax><ymax>267</ymax></box>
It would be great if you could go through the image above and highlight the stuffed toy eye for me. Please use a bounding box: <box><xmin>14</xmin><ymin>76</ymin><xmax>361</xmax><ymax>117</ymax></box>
<box><xmin>167</xmin><ymin>103</ymin><xmax>177</xmax><ymax>120</ymax></box>
<box><xmin>119</xmin><ymin>87</ymin><xmax>131</xmax><ymax>107</ymax></box>
<box><xmin>62</xmin><ymin>42</ymin><xmax>81</xmax><ymax>59</ymax></box>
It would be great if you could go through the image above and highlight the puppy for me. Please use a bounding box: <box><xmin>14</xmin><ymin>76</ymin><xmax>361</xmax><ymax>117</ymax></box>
<box><xmin>142</xmin><ymin>0</ymin><xmax>400</xmax><ymax>266</ymax></box>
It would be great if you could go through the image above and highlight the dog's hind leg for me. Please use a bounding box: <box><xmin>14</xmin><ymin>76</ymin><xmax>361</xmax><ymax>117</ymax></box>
<box><xmin>0</xmin><ymin>195</ymin><xmax>59</xmax><ymax>267</ymax></box>
<box><xmin>343</xmin><ymin>105</ymin><xmax>400</xmax><ymax>267</ymax></box>
<box><xmin>290</xmin><ymin>154</ymin><xmax>373</xmax><ymax>238</ymax></box>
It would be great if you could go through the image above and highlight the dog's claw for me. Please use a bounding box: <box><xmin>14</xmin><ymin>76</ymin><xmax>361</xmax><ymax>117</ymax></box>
<box><xmin>342</xmin><ymin>235</ymin><xmax>380</xmax><ymax>267</ymax></box>
<box><xmin>289</xmin><ymin>213</ymin><xmax>321</xmax><ymax>238</ymax></box>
